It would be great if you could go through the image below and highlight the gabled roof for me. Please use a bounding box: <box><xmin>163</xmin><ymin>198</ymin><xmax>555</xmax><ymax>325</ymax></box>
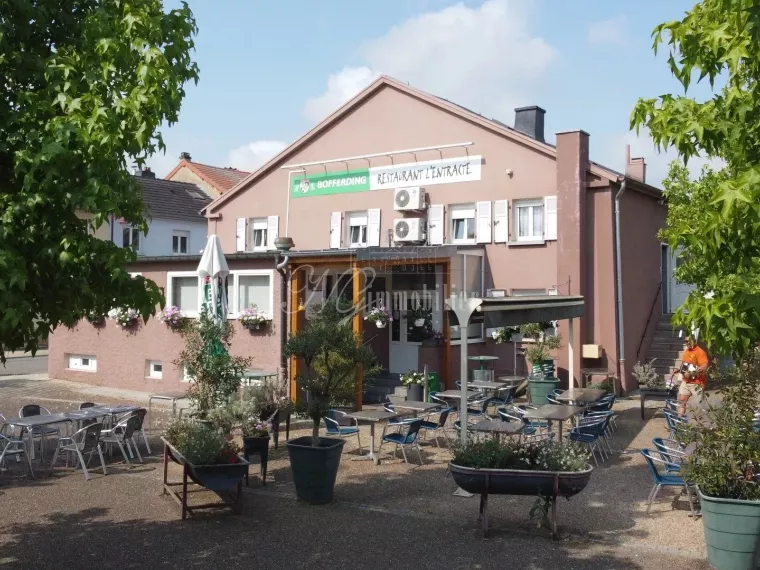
<box><xmin>136</xmin><ymin>176</ymin><xmax>211</xmax><ymax>223</ymax></box>
<box><xmin>205</xmin><ymin>75</ymin><xmax>655</xmax><ymax>215</ymax></box>
<box><xmin>165</xmin><ymin>160</ymin><xmax>250</xmax><ymax>193</ymax></box>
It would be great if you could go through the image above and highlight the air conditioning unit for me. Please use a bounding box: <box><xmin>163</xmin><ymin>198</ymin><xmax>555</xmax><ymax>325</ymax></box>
<box><xmin>394</xmin><ymin>187</ymin><xmax>426</xmax><ymax>211</ymax></box>
<box><xmin>393</xmin><ymin>218</ymin><xmax>426</xmax><ymax>242</ymax></box>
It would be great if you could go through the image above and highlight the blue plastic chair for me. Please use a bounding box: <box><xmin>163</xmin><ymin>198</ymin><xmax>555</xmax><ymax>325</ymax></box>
<box><xmin>569</xmin><ymin>417</ymin><xmax>609</xmax><ymax>465</ymax></box>
<box><xmin>419</xmin><ymin>408</ymin><xmax>454</xmax><ymax>447</ymax></box>
<box><xmin>641</xmin><ymin>449</ymin><xmax>696</xmax><ymax>515</ymax></box>
<box><xmin>323</xmin><ymin>410</ymin><xmax>362</xmax><ymax>454</ymax></box>
<box><xmin>662</xmin><ymin>409</ymin><xmax>688</xmax><ymax>439</ymax></box>
<box><xmin>652</xmin><ymin>437</ymin><xmax>686</xmax><ymax>473</ymax></box>
<box><xmin>379</xmin><ymin>419</ymin><xmax>424</xmax><ymax>465</ymax></box>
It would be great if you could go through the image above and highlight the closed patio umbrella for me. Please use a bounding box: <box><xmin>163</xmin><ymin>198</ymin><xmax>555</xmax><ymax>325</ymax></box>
<box><xmin>197</xmin><ymin>235</ymin><xmax>229</xmax><ymax>357</ymax></box>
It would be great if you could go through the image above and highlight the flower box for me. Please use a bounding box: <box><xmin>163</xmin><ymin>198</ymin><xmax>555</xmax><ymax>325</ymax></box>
<box><xmin>161</xmin><ymin>438</ymin><xmax>249</xmax><ymax>520</ymax></box>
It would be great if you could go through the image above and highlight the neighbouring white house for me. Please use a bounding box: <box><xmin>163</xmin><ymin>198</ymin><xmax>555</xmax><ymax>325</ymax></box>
<box><xmin>111</xmin><ymin>168</ymin><xmax>211</xmax><ymax>257</ymax></box>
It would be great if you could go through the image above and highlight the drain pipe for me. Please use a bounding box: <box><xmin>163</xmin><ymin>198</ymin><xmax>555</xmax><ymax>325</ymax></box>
<box><xmin>614</xmin><ymin>179</ymin><xmax>627</xmax><ymax>392</ymax></box>
<box><xmin>275</xmin><ymin>251</ymin><xmax>291</xmax><ymax>387</ymax></box>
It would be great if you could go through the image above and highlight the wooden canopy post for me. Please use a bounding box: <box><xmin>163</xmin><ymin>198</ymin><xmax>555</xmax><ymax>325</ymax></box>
<box><xmin>289</xmin><ymin>266</ymin><xmax>305</xmax><ymax>403</ymax></box>
<box><xmin>352</xmin><ymin>263</ymin><xmax>365</xmax><ymax>411</ymax></box>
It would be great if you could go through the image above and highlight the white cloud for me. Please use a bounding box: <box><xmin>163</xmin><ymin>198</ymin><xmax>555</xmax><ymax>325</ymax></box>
<box><xmin>596</xmin><ymin>129</ymin><xmax>724</xmax><ymax>187</ymax></box>
<box><xmin>228</xmin><ymin>140</ymin><xmax>287</xmax><ymax>172</ymax></box>
<box><xmin>304</xmin><ymin>0</ymin><xmax>555</xmax><ymax>123</ymax></box>
<box><xmin>587</xmin><ymin>15</ymin><xmax>629</xmax><ymax>45</ymax></box>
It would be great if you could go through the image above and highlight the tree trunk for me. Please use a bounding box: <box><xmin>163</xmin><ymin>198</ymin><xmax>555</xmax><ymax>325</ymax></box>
<box><xmin>311</xmin><ymin>420</ymin><xmax>320</xmax><ymax>447</ymax></box>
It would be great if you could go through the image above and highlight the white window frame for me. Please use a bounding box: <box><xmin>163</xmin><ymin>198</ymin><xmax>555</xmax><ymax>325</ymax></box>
<box><xmin>450</xmin><ymin>204</ymin><xmax>476</xmax><ymax>245</ymax></box>
<box><xmin>122</xmin><ymin>225</ymin><xmax>140</xmax><ymax>252</ymax></box>
<box><xmin>347</xmin><ymin>211</ymin><xmax>369</xmax><ymax>248</ymax></box>
<box><xmin>249</xmin><ymin>217</ymin><xmax>268</xmax><ymax>252</ymax></box>
<box><xmin>511</xmin><ymin>288</ymin><xmax>548</xmax><ymax>297</ymax></box>
<box><xmin>181</xmin><ymin>365</ymin><xmax>194</xmax><ymax>383</ymax></box>
<box><xmin>146</xmin><ymin>360</ymin><xmax>163</xmax><ymax>379</ymax></box>
<box><xmin>67</xmin><ymin>354</ymin><xmax>97</xmax><ymax>372</ymax></box>
<box><xmin>172</xmin><ymin>230</ymin><xmax>189</xmax><ymax>255</ymax></box>
<box><xmin>166</xmin><ymin>271</ymin><xmax>201</xmax><ymax>318</ymax></box>
<box><xmin>513</xmin><ymin>199</ymin><xmax>544</xmax><ymax>242</ymax></box>
<box><xmin>230</xmin><ymin>269</ymin><xmax>275</xmax><ymax>319</ymax></box>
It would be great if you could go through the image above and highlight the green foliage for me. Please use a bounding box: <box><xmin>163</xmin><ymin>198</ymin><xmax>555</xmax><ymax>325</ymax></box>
<box><xmin>283</xmin><ymin>298</ymin><xmax>381</xmax><ymax>445</ymax></box>
<box><xmin>174</xmin><ymin>310</ymin><xmax>252</xmax><ymax>418</ymax></box>
<box><xmin>632</xmin><ymin>359</ymin><xmax>664</xmax><ymax>390</ymax></box>
<box><xmin>679</xmin><ymin>357</ymin><xmax>760</xmax><ymax>500</ymax></box>
<box><xmin>207</xmin><ymin>400</ymin><xmax>271</xmax><ymax>438</ymax></box>
<box><xmin>165</xmin><ymin>419</ymin><xmax>234</xmax><ymax>466</ymax></box>
<box><xmin>0</xmin><ymin>1</ymin><xmax>199</xmax><ymax>360</ymax></box>
<box><xmin>631</xmin><ymin>1</ymin><xmax>760</xmax><ymax>359</ymax></box>
<box><xmin>520</xmin><ymin>322</ymin><xmax>562</xmax><ymax>364</ymax></box>
<box><xmin>452</xmin><ymin>438</ymin><xmax>589</xmax><ymax>472</ymax></box>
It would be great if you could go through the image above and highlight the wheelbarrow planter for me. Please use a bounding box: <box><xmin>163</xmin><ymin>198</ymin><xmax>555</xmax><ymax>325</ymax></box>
<box><xmin>162</xmin><ymin>438</ymin><xmax>249</xmax><ymax>520</ymax></box>
<box><xmin>449</xmin><ymin>462</ymin><xmax>593</xmax><ymax>538</ymax></box>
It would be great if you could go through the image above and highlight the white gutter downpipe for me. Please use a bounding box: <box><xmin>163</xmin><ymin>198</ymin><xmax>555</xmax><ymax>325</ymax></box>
<box><xmin>614</xmin><ymin>179</ymin><xmax>627</xmax><ymax>388</ymax></box>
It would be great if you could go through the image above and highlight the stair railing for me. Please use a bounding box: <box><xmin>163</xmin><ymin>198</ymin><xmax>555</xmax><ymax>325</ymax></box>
<box><xmin>636</xmin><ymin>282</ymin><xmax>663</xmax><ymax>362</ymax></box>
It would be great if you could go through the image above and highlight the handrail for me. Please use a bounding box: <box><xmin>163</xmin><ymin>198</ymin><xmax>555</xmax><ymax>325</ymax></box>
<box><xmin>636</xmin><ymin>282</ymin><xmax>663</xmax><ymax>361</ymax></box>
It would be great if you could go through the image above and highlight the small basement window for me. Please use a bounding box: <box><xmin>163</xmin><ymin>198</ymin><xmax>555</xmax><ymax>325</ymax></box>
<box><xmin>68</xmin><ymin>354</ymin><xmax>97</xmax><ymax>372</ymax></box>
<box><xmin>146</xmin><ymin>360</ymin><xmax>163</xmax><ymax>379</ymax></box>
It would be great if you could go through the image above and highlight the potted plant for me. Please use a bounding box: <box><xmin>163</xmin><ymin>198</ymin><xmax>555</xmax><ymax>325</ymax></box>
<box><xmin>86</xmin><ymin>311</ymin><xmax>106</xmax><ymax>327</ymax></box>
<box><xmin>242</xmin><ymin>374</ymin><xmax>295</xmax><ymax>449</ymax></box>
<box><xmin>520</xmin><ymin>322</ymin><xmax>563</xmax><ymax>405</ymax></box>
<box><xmin>284</xmin><ymin>297</ymin><xmax>381</xmax><ymax>504</ymax></box>
<box><xmin>108</xmin><ymin>307</ymin><xmax>140</xmax><ymax>328</ymax></box>
<box><xmin>401</xmin><ymin>370</ymin><xmax>425</xmax><ymax>401</ymax></box>
<box><xmin>159</xmin><ymin>305</ymin><xmax>186</xmax><ymax>330</ymax></box>
<box><xmin>450</xmin><ymin>438</ymin><xmax>593</xmax><ymax>538</ymax></box>
<box><xmin>491</xmin><ymin>326</ymin><xmax>520</xmax><ymax>344</ymax></box>
<box><xmin>162</xmin><ymin>419</ymin><xmax>249</xmax><ymax>519</ymax></box>
<box><xmin>408</xmin><ymin>303</ymin><xmax>431</xmax><ymax>328</ymax></box>
<box><xmin>174</xmin><ymin>309</ymin><xmax>252</xmax><ymax>420</ymax></box>
<box><xmin>364</xmin><ymin>306</ymin><xmax>392</xmax><ymax>329</ymax></box>
<box><xmin>678</xmin><ymin>358</ymin><xmax>760</xmax><ymax>570</ymax></box>
<box><xmin>239</xmin><ymin>304</ymin><xmax>271</xmax><ymax>331</ymax></box>
<box><xmin>634</xmin><ymin>359</ymin><xmax>675</xmax><ymax>419</ymax></box>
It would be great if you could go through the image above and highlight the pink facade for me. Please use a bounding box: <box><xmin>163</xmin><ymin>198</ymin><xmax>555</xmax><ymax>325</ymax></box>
<box><xmin>49</xmin><ymin>75</ymin><xmax>666</xmax><ymax>395</ymax></box>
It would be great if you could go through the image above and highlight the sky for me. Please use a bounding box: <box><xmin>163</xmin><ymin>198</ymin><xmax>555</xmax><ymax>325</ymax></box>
<box><xmin>149</xmin><ymin>0</ymin><xmax>719</xmax><ymax>187</ymax></box>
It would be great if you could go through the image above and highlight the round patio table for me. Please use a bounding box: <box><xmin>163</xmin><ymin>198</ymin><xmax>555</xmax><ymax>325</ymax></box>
<box><xmin>468</xmin><ymin>356</ymin><xmax>499</xmax><ymax>370</ymax></box>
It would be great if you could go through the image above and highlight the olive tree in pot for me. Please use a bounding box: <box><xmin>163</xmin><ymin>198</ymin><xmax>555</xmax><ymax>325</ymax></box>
<box><xmin>678</xmin><ymin>359</ymin><xmax>760</xmax><ymax>570</ymax></box>
<box><xmin>283</xmin><ymin>298</ymin><xmax>381</xmax><ymax>505</ymax></box>
<box><xmin>521</xmin><ymin>322</ymin><xmax>562</xmax><ymax>405</ymax></box>
<box><xmin>174</xmin><ymin>310</ymin><xmax>252</xmax><ymax>420</ymax></box>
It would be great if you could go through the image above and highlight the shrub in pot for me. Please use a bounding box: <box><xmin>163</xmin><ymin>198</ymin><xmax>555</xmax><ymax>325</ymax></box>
<box><xmin>401</xmin><ymin>370</ymin><xmax>424</xmax><ymax>401</ymax></box>
<box><xmin>679</xmin><ymin>357</ymin><xmax>760</xmax><ymax>570</ymax></box>
<box><xmin>521</xmin><ymin>322</ymin><xmax>562</xmax><ymax>404</ymax></box>
<box><xmin>284</xmin><ymin>297</ymin><xmax>381</xmax><ymax>504</ymax></box>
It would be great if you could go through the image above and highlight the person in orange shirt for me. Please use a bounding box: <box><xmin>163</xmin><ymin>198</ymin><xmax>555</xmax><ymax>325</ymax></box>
<box><xmin>677</xmin><ymin>333</ymin><xmax>709</xmax><ymax>417</ymax></box>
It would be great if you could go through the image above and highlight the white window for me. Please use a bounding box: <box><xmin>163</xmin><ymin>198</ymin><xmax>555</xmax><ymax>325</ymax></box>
<box><xmin>514</xmin><ymin>199</ymin><xmax>544</xmax><ymax>241</ymax></box>
<box><xmin>450</xmin><ymin>204</ymin><xmax>476</xmax><ymax>244</ymax></box>
<box><xmin>249</xmin><ymin>218</ymin><xmax>268</xmax><ymax>251</ymax></box>
<box><xmin>512</xmin><ymin>289</ymin><xmax>547</xmax><ymax>296</ymax></box>
<box><xmin>122</xmin><ymin>226</ymin><xmax>140</xmax><ymax>251</ymax></box>
<box><xmin>181</xmin><ymin>365</ymin><xmax>193</xmax><ymax>383</ymax></box>
<box><xmin>235</xmin><ymin>271</ymin><xmax>273</xmax><ymax>316</ymax></box>
<box><xmin>347</xmin><ymin>211</ymin><xmax>368</xmax><ymax>248</ymax></box>
<box><xmin>68</xmin><ymin>354</ymin><xmax>97</xmax><ymax>372</ymax></box>
<box><xmin>172</xmin><ymin>230</ymin><xmax>189</xmax><ymax>254</ymax></box>
<box><xmin>167</xmin><ymin>272</ymin><xmax>200</xmax><ymax>317</ymax></box>
<box><xmin>146</xmin><ymin>360</ymin><xmax>163</xmax><ymax>379</ymax></box>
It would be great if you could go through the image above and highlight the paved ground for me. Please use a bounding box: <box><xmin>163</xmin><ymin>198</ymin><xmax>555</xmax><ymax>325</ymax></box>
<box><xmin>0</xmin><ymin>354</ymin><xmax>48</xmax><ymax>376</ymax></box>
<box><xmin>0</xmin><ymin>376</ymin><xmax>710</xmax><ymax>570</ymax></box>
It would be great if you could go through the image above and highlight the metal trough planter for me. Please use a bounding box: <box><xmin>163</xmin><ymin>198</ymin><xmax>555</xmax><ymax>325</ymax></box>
<box><xmin>449</xmin><ymin>462</ymin><xmax>593</xmax><ymax>538</ymax></box>
<box><xmin>162</xmin><ymin>438</ymin><xmax>249</xmax><ymax>520</ymax></box>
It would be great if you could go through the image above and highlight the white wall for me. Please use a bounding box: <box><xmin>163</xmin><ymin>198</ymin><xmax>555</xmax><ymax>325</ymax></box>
<box><xmin>115</xmin><ymin>218</ymin><xmax>208</xmax><ymax>257</ymax></box>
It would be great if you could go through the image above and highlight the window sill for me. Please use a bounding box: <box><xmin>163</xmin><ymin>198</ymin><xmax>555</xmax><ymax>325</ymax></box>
<box><xmin>450</xmin><ymin>338</ymin><xmax>485</xmax><ymax>345</ymax></box>
<box><xmin>66</xmin><ymin>368</ymin><xmax>96</xmax><ymax>373</ymax></box>
<box><xmin>508</xmin><ymin>239</ymin><xmax>545</xmax><ymax>247</ymax></box>
<box><xmin>451</xmin><ymin>240</ymin><xmax>477</xmax><ymax>246</ymax></box>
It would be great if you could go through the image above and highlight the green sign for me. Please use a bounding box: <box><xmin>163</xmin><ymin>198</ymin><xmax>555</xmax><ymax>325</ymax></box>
<box><xmin>291</xmin><ymin>169</ymin><xmax>370</xmax><ymax>198</ymax></box>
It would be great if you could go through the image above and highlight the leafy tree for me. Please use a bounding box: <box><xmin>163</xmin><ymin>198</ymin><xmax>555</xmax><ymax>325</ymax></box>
<box><xmin>283</xmin><ymin>298</ymin><xmax>381</xmax><ymax>447</ymax></box>
<box><xmin>631</xmin><ymin>0</ymin><xmax>760</xmax><ymax>360</ymax></box>
<box><xmin>0</xmin><ymin>1</ymin><xmax>199</xmax><ymax>361</ymax></box>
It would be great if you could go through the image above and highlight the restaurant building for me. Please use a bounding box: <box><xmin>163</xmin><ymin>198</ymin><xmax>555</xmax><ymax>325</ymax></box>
<box><xmin>49</xmin><ymin>75</ymin><xmax>666</xmax><ymax>401</ymax></box>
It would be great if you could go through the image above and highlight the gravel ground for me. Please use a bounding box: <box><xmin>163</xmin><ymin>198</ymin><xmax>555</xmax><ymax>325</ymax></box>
<box><xmin>0</xmin><ymin>378</ymin><xmax>710</xmax><ymax>570</ymax></box>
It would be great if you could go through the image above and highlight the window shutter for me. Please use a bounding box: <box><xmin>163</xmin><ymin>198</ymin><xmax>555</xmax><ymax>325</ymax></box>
<box><xmin>493</xmin><ymin>200</ymin><xmax>508</xmax><ymax>243</ymax></box>
<box><xmin>428</xmin><ymin>204</ymin><xmax>444</xmax><ymax>245</ymax></box>
<box><xmin>267</xmin><ymin>215</ymin><xmax>279</xmax><ymax>249</ymax></box>
<box><xmin>476</xmin><ymin>201</ymin><xmax>492</xmax><ymax>244</ymax></box>
<box><xmin>544</xmin><ymin>196</ymin><xmax>558</xmax><ymax>241</ymax></box>
<box><xmin>330</xmin><ymin>211</ymin><xmax>342</xmax><ymax>249</ymax></box>
<box><xmin>367</xmin><ymin>208</ymin><xmax>381</xmax><ymax>247</ymax></box>
<box><xmin>236</xmin><ymin>218</ymin><xmax>246</xmax><ymax>252</ymax></box>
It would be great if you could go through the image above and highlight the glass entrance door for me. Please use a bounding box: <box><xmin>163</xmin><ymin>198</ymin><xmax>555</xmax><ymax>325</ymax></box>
<box><xmin>389</xmin><ymin>290</ymin><xmax>432</xmax><ymax>374</ymax></box>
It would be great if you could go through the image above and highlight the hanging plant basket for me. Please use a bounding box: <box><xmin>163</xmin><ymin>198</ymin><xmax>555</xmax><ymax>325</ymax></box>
<box><xmin>375</xmin><ymin>321</ymin><xmax>387</xmax><ymax>329</ymax></box>
<box><xmin>414</xmin><ymin>318</ymin><xmax>426</xmax><ymax>327</ymax></box>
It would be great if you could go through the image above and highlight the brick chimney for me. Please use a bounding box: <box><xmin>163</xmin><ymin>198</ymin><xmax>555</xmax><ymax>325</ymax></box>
<box><xmin>179</xmin><ymin>152</ymin><xmax>192</xmax><ymax>162</ymax></box>
<box><xmin>625</xmin><ymin>145</ymin><xmax>646</xmax><ymax>182</ymax></box>
<box><xmin>514</xmin><ymin>106</ymin><xmax>546</xmax><ymax>142</ymax></box>
<box><xmin>134</xmin><ymin>167</ymin><xmax>156</xmax><ymax>179</ymax></box>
